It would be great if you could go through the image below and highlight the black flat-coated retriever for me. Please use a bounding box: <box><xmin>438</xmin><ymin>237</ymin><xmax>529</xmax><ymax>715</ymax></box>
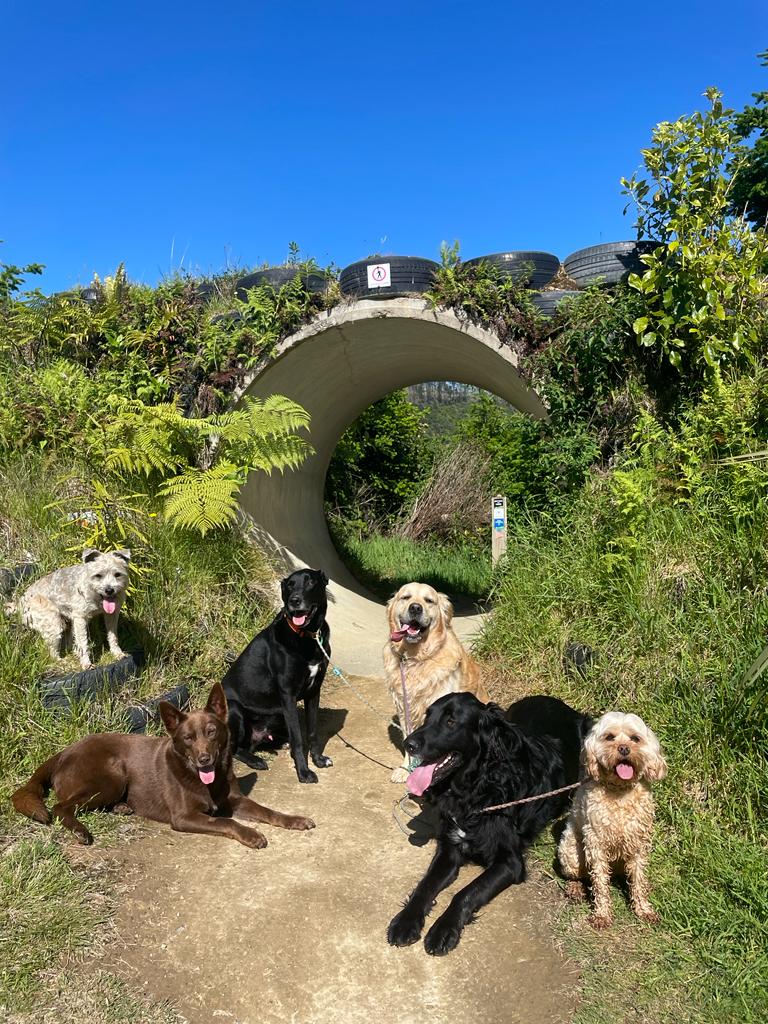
<box><xmin>222</xmin><ymin>568</ymin><xmax>332</xmax><ymax>784</ymax></box>
<box><xmin>387</xmin><ymin>692</ymin><xmax>591</xmax><ymax>955</ymax></box>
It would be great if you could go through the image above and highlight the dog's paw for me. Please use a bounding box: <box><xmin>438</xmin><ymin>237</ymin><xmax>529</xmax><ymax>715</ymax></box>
<box><xmin>297</xmin><ymin>768</ymin><xmax>318</xmax><ymax>784</ymax></box>
<box><xmin>289</xmin><ymin>816</ymin><xmax>316</xmax><ymax>830</ymax></box>
<box><xmin>311</xmin><ymin>753</ymin><xmax>333</xmax><ymax>769</ymax></box>
<box><xmin>634</xmin><ymin>906</ymin><xmax>660</xmax><ymax>925</ymax></box>
<box><xmin>424</xmin><ymin>917</ymin><xmax>463</xmax><ymax>956</ymax></box>
<box><xmin>390</xmin><ymin>766</ymin><xmax>409</xmax><ymax>784</ymax></box>
<box><xmin>564</xmin><ymin>880</ymin><xmax>587</xmax><ymax>902</ymax></box>
<box><xmin>111</xmin><ymin>802</ymin><xmax>134</xmax><ymax>816</ymax></box>
<box><xmin>387</xmin><ymin>910</ymin><xmax>423</xmax><ymax>947</ymax></box>
<box><xmin>74</xmin><ymin>828</ymin><xmax>94</xmax><ymax>846</ymax></box>
<box><xmin>241</xmin><ymin>830</ymin><xmax>268</xmax><ymax>850</ymax></box>
<box><xmin>587</xmin><ymin>912</ymin><xmax>612</xmax><ymax>930</ymax></box>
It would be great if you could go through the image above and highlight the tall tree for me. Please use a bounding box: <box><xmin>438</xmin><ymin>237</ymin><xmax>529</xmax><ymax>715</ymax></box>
<box><xmin>729</xmin><ymin>50</ymin><xmax>768</xmax><ymax>226</ymax></box>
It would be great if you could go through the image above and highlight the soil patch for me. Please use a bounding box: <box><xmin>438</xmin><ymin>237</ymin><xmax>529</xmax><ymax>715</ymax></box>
<box><xmin>96</xmin><ymin>674</ymin><xmax>579</xmax><ymax>1024</ymax></box>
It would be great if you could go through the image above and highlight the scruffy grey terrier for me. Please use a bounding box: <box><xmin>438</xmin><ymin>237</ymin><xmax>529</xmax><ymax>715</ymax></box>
<box><xmin>10</xmin><ymin>549</ymin><xmax>131</xmax><ymax>669</ymax></box>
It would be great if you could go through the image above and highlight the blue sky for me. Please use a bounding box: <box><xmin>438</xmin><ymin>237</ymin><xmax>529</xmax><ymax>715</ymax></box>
<box><xmin>1</xmin><ymin>1</ymin><xmax>766</xmax><ymax>293</ymax></box>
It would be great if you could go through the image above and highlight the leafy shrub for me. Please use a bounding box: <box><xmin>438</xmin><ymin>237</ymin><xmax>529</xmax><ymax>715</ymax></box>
<box><xmin>324</xmin><ymin>390</ymin><xmax>430</xmax><ymax>528</ymax></box>
<box><xmin>622</xmin><ymin>88</ymin><xmax>768</xmax><ymax>374</ymax></box>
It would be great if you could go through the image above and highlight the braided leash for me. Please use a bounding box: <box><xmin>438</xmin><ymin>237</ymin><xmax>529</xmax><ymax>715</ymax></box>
<box><xmin>480</xmin><ymin>780</ymin><xmax>583</xmax><ymax>813</ymax></box>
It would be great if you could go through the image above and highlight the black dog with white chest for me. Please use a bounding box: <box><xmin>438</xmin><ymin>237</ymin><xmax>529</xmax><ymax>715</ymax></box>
<box><xmin>387</xmin><ymin>692</ymin><xmax>591</xmax><ymax>955</ymax></box>
<box><xmin>222</xmin><ymin>568</ymin><xmax>332</xmax><ymax>784</ymax></box>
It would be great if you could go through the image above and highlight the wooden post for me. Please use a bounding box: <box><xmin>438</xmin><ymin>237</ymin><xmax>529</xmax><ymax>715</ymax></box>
<box><xmin>491</xmin><ymin>495</ymin><xmax>507</xmax><ymax>566</ymax></box>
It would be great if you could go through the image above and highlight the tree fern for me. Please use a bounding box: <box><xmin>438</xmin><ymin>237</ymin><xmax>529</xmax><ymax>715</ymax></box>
<box><xmin>99</xmin><ymin>393</ymin><xmax>312</xmax><ymax>534</ymax></box>
<box><xmin>158</xmin><ymin>464</ymin><xmax>242</xmax><ymax>535</ymax></box>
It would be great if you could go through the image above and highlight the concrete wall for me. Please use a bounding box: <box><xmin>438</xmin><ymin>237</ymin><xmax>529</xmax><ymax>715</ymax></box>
<box><xmin>237</xmin><ymin>297</ymin><xmax>546</xmax><ymax>599</ymax></box>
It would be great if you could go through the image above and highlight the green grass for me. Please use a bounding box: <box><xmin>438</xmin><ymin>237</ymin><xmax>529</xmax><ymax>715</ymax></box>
<box><xmin>479</xmin><ymin>488</ymin><xmax>768</xmax><ymax>1024</ymax></box>
<box><xmin>0</xmin><ymin>454</ymin><xmax>276</xmax><ymax>1018</ymax></box>
<box><xmin>331</xmin><ymin>527</ymin><xmax>493</xmax><ymax>602</ymax></box>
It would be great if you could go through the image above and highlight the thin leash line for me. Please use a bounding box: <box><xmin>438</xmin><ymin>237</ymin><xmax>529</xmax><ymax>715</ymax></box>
<box><xmin>332</xmin><ymin>731</ymin><xmax>396</xmax><ymax>772</ymax></box>
<box><xmin>480</xmin><ymin>780</ymin><xmax>583</xmax><ymax>813</ymax></box>
<box><xmin>315</xmin><ymin>632</ymin><xmax>405</xmax><ymax>735</ymax></box>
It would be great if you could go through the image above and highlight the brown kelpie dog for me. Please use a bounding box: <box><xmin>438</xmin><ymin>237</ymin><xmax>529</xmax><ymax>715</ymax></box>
<box><xmin>12</xmin><ymin>682</ymin><xmax>315</xmax><ymax>847</ymax></box>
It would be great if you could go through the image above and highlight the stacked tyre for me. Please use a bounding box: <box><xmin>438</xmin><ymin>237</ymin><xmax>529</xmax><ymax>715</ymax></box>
<box><xmin>463</xmin><ymin>251</ymin><xmax>560</xmax><ymax>290</ymax></box>
<box><xmin>339</xmin><ymin>256</ymin><xmax>439</xmax><ymax>300</ymax></box>
<box><xmin>235</xmin><ymin>267</ymin><xmax>328</xmax><ymax>301</ymax></box>
<box><xmin>563</xmin><ymin>241</ymin><xmax>656</xmax><ymax>288</ymax></box>
<box><xmin>532</xmin><ymin>290</ymin><xmax>580</xmax><ymax>318</ymax></box>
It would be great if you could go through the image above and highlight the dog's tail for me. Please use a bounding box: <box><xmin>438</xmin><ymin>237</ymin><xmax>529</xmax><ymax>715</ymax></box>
<box><xmin>11</xmin><ymin>754</ymin><xmax>60</xmax><ymax>825</ymax></box>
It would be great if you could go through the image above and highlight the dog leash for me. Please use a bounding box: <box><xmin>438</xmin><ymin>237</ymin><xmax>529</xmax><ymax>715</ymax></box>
<box><xmin>314</xmin><ymin>633</ymin><xmax>405</xmax><ymax>735</ymax></box>
<box><xmin>398</xmin><ymin>656</ymin><xmax>413</xmax><ymax>736</ymax></box>
<box><xmin>480</xmin><ymin>780</ymin><xmax>584</xmax><ymax>813</ymax></box>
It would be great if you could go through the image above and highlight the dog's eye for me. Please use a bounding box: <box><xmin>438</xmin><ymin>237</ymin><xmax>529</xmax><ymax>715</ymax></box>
<box><xmin>425</xmin><ymin>597</ymin><xmax>434</xmax><ymax>605</ymax></box>
<box><xmin>604</xmin><ymin>733</ymin><xmax>615</xmax><ymax>741</ymax></box>
<box><xmin>630</xmin><ymin>734</ymin><xmax>640</xmax><ymax>743</ymax></box>
<box><xmin>446</xmin><ymin>717</ymin><xmax>456</xmax><ymax>728</ymax></box>
<box><xmin>206</xmin><ymin>726</ymin><xmax>217</xmax><ymax>737</ymax></box>
<box><xmin>93</xmin><ymin>573</ymin><xmax>103</xmax><ymax>580</ymax></box>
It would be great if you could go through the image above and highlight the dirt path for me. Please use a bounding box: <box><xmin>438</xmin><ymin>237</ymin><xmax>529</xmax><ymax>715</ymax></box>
<box><xmin>99</xmin><ymin>671</ymin><xmax>579</xmax><ymax>1024</ymax></box>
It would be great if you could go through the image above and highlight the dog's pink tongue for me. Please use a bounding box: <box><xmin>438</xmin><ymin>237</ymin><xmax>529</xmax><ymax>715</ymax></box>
<box><xmin>616</xmin><ymin>763</ymin><xmax>635</xmax><ymax>781</ymax></box>
<box><xmin>292</xmin><ymin>614</ymin><xmax>307</xmax><ymax>626</ymax></box>
<box><xmin>407</xmin><ymin>763</ymin><xmax>436</xmax><ymax>797</ymax></box>
<box><xmin>102</xmin><ymin>599</ymin><xmax>117</xmax><ymax>615</ymax></box>
<box><xmin>199</xmin><ymin>769</ymin><xmax>216</xmax><ymax>785</ymax></box>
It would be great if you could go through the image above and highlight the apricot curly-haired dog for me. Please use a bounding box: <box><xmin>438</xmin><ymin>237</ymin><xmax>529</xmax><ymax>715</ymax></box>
<box><xmin>383</xmin><ymin>582</ymin><xmax>489</xmax><ymax>783</ymax></box>
<box><xmin>557</xmin><ymin>711</ymin><xmax>667</xmax><ymax>929</ymax></box>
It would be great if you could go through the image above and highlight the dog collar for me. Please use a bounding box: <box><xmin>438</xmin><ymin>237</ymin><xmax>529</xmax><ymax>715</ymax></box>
<box><xmin>283</xmin><ymin>612</ymin><xmax>318</xmax><ymax>639</ymax></box>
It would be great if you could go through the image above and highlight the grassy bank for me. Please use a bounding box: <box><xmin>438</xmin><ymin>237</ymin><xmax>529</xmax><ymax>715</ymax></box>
<box><xmin>330</xmin><ymin>526</ymin><xmax>493</xmax><ymax>602</ymax></box>
<box><xmin>479</xmin><ymin>487</ymin><xmax>768</xmax><ymax>1023</ymax></box>
<box><xmin>0</xmin><ymin>455</ymin><xmax>276</xmax><ymax>1018</ymax></box>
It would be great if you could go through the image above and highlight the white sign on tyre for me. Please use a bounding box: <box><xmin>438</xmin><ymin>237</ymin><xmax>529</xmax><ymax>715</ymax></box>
<box><xmin>367</xmin><ymin>263</ymin><xmax>391</xmax><ymax>288</ymax></box>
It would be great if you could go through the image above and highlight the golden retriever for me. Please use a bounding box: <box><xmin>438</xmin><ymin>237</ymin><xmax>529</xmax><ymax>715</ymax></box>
<box><xmin>383</xmin><ymin>582</ymin><xmax>489</xmax><ymax>783</ymax></box>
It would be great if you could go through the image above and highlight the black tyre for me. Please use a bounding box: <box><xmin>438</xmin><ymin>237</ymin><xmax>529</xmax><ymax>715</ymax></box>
<box><xmin>125</xmin><ymin>683</ymin><xmax>191</xmax><ymax>733</ymax></box>
<box><xmin>194</xmin><ymin>280</ymin><xmax>218</xmax><ymax>302</ymax></box>
<box><xmin>563</xmin><ymin>241</ymin><xmax>657</xmax><ymax>288</ymax></box>
<box><xmin>339</xmin><ymin>256</ymin><xmax>439</xmax><ymax>299</ymax></box>
<box><xmin>463</xmin><ymin>251</ymin><xmax>560</xmax><ymax>290</ymax></box>
<box><xmin>532</xmin><ymin>290</ymin><xmax>581</xmax><ymax>318</ymax></box>
<box><xmin>235</xmin><ymin>267</ymin><xmax>328</xmax><ymax>300</ymax></box>
<box><xmin>38</xmin><ymin>650</ymin><xmax>144</xmax><ymax>709</ymax></box>
<box><xmin>210</xmin><ymin>311</ymin><xmax>243</xmax><ymax>325</ymax></box>
<box><xmin>0</xmin><ymin>561</ymin><xmax>39</xmax><ymax>598</ymax></box>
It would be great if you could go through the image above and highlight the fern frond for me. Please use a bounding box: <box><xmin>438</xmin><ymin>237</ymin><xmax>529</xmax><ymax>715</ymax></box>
<box><xmin>158</xmin><ymin>464</ymin><xmax>242</xmax><ymax>535</ymax></box>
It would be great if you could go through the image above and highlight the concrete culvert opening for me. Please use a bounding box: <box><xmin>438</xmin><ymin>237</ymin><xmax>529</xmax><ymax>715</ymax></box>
<box><xmin>237</xmin><ymin>297</ymin><xmax>546</xmax><ymax>673</ymax></box>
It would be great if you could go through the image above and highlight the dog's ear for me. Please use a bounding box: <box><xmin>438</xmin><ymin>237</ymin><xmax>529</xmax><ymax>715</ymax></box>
<box><xmin>437</xmin><ymin>592</ymin><xmax>454</xmax><ymax>627</ymax></box>
<box><xmin>205</xmin><ymin>682</ymin><xmax>228</xmax><ymax>723</ymax></box>
<box><xmin>581</xmin><ymin>728</ymin><xmax>601</xmax><ymax>781</ymax></box>
<box><xmin>159</xmin><ymin>701</ymin><xmax>185</xmax><ymax>735</ymax></box>
<box><xmin>477</xmin><ymin>702</ymin><xmax>516</xmax><ymax>761</ymax></box>
<box><xmin>317</xmin><ymin>569</ymin><xmax>329</xmax><ymax>588</ymax></box>
<box><xmin>643</xmin><ymin>727</ymin><xmax>668</xmax><ymax>782</ymax></box>
<box><xmin>82</xmin><ymin>548</ymin><xmax>102</xmax><ymax>563</ymax></box>
<box><xmin>386</xmin><ymin>594</ymin><xmax>397</xmax><ymax>630</ymax></box>
<box><xmin>113</xmin><ymin>549</ymin><xmax>131</xmax><ymax>563</ymax></box>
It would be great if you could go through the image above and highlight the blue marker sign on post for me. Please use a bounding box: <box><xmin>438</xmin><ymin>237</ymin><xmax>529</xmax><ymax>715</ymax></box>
<box><xmin>492</xmin><ymin>495</ymin><xmax>507</xmax><ymax>565</ymax></box>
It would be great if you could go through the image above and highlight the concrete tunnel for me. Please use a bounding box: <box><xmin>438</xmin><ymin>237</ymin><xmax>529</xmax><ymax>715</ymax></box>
<box><xmin>236</xmin><ymin>296</ymin><xmax>547</xmax><ymax>673</ymax></box>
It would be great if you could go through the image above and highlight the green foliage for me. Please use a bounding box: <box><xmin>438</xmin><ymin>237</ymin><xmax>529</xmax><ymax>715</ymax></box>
<box><xmin>330</xmin><ymin>525</ymin><xmax>491</xmax><ymax>601</ymax></box>
<box><xmin>622</xmin><ymin>88</ymin><xmax>768</xmax><ymax>372</ymax></box>
<box><xmin>0</xmin><ymin>245</ymin><xmax>44</xmax><ymax>302</ymax></box>
<box><xmin>0</xmin><ymin>258</ymin><xmax>321</xmax><ymax>537</ymax></box>
<box><xmin>426</xmin><ymin>241</ymin><xmax>542</xmax><ymax>348</ymax></box>
<box><xmin>325</xmin><ymin>390</ymin><xmax>429</xmax><ymax>526</ymax></box>
<box><xmin>729</xmin><ymin>50</ymin><xmax>768</xmax><ymax>226</ymax></box>
<box><xmin>478</xmin><ymin>481</ymin><xmax>768</xmax><ymax>1023</ymax></box>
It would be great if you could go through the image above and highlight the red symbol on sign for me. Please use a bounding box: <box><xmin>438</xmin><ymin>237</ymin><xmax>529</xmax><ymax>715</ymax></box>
<box><xmin>372</xmin><ymin>265</ymin><xmax>387</xmax><ymax>281</ymax></box>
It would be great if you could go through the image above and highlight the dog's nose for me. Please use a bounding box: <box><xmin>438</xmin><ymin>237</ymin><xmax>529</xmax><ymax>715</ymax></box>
<box><xmin>408</xmin><ymin>603</ymin><xmax>423</xmax><ymax>616</ymax></box>
<box><xmin>103</xmin><ymin>585</ymin><xmax>115</xmax><ymax>596</ymax></box>
<box><xmin>617</xmin><ymin>744</ymin><xmax>630</xmax><ymax>757</ymax></box>
<box><xmin>404</xmin><ymin>736</ymin><xmax>420</xmax><ymax>755</ymax></box>
<box><xmin>198</xmin><ymin>753</ymin><xmax>213</xmax><ymax>766</ymax></box>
